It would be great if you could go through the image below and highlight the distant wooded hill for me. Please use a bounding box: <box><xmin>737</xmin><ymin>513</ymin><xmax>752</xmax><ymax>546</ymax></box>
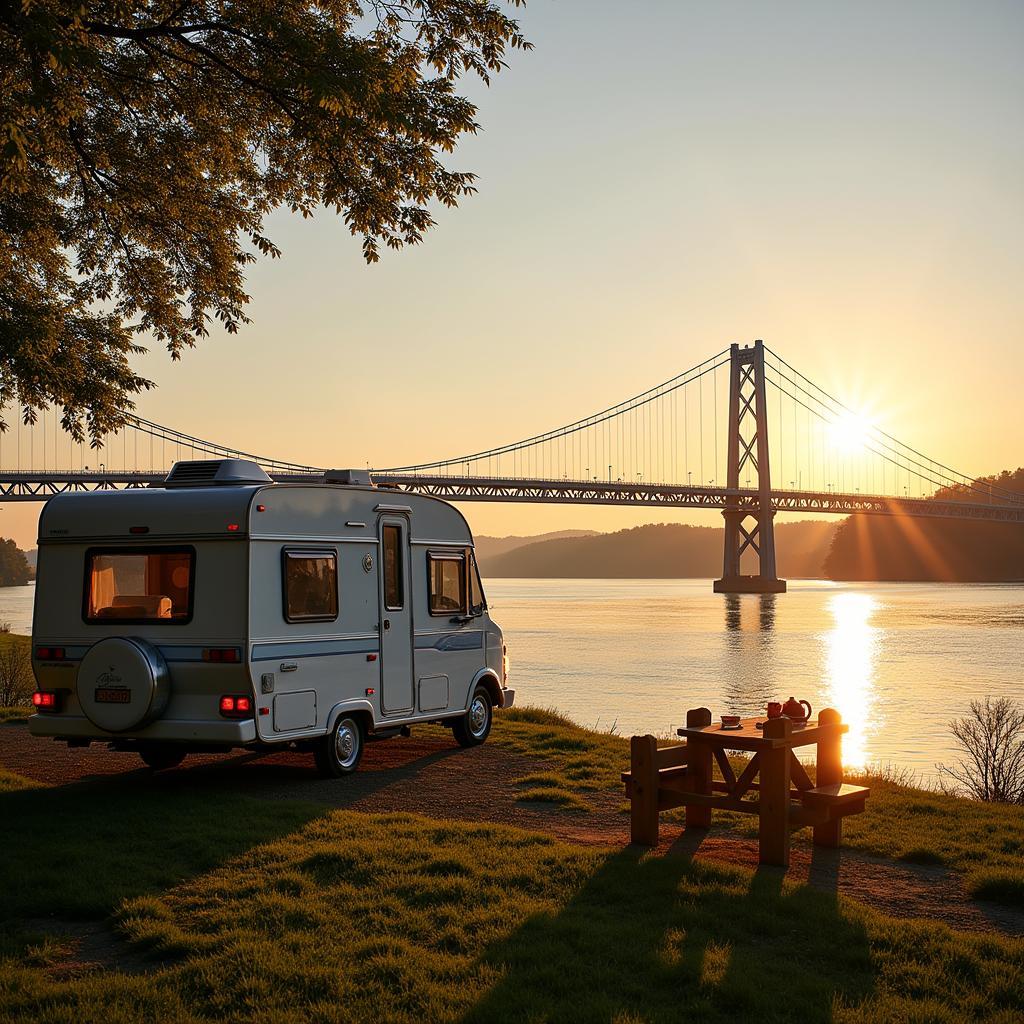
<box><xmin>474</xmin><ymin>531</ymin><xmax>598</xmax><ymax>565</ymax></box>
<box><xmin>824</xmin><ymin>467</ymin><xmax>1024</xmax><ymax>581</ymax></box>
<box><xmin>475</xmin><ymin>466</ymin><xmax>1024</xmax><ymax>582</ymax></box>
<box><xmin>476</xmin><ymin>521</ymin><xmax>837</xmax><ymax>579</ymax></box>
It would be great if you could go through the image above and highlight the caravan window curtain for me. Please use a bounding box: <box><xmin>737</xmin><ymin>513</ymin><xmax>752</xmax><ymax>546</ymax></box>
<box><xmin>83</xmin><ymin>548</ymin><xmax>195</xmax><ymax>624</ymax></box>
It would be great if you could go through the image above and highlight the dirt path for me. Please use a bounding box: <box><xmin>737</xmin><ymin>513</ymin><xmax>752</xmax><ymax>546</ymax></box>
<box><xmin>4</xmin><ymin>724</ymin><xmax>1023</xmax><ymax>939</ymax></box>
<box><xmin>0</xmin><ymin>723</ymin><xmax>627</xmax><ymax>843</ymax></box>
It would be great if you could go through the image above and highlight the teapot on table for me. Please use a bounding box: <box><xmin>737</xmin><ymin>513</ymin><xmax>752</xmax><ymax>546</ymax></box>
<box><xmin>781</xmin><ymin>696</ymin><xmax>812</xmax><ymax>723</ymax></box>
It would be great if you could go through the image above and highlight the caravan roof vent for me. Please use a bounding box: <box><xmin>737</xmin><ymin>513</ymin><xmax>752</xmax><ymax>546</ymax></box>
<box><xmin>324</xmin><ymin>469</ymin><xmax>373</xmax><ymax>486</ymax></box>
<box><xmin>164</xmin><ymin>459</ymin><xmax>273</xmax><ymax>488</ymax></box>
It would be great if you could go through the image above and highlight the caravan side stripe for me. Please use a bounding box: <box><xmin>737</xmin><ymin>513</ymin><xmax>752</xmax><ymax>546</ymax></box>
<box><xmin>414</xmin><ymin>631</ymin><xmax>485</xmax><ymax>652</ymax></box>
<box><xmin>251</xmin><ymin>638</ymin><xmax>380</xmax><ymax>661</ymax></box>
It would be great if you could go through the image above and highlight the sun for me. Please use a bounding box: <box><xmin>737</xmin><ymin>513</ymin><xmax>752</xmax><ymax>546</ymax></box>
<box><xmin>828</xmin><ymin>410</ymin><xmax>873</xmax><ymax>454</ymax></box>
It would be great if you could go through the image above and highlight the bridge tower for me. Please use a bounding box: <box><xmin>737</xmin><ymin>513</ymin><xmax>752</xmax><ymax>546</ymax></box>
<box><xmin>714</xmin><ymin>340</ymin><xmax>787</xmax><ymax>594</ymax></box>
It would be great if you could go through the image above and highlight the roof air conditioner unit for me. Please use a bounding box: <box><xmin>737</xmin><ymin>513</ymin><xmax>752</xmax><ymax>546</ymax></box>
<box><xmin>324</xmin><ymin>469</ymin><xmax>373</xmax><ymax>486</ymax></box>
<box><xmin>163</xmin><ymin>459</ymin><xmax>273</xmax><ymax>488</ymax></box>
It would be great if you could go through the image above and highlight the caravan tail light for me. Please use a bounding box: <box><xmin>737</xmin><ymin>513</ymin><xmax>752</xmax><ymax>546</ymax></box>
<box><xmin>203</xmin><ymin>648</ymin><xmax>241</xmax><ymax>664</ymax></box>
<box><xmin>502</xmin><ymin>644</ymin><xmax>509</xmax><ymax>684</ymax></box>
<box><xmin>35</xmin><ymin>646</ymin><xmax>66</xmax><ymax>661</ymax></box>
<box><xmin>219</xmin><ymin>694</ymin><xmax>253</xmax><ymax>718</ymax></box>
<box><xmin>32</xmin><ymin>691</ymin><xmax>59</xmax><ymax>711</ymax></box>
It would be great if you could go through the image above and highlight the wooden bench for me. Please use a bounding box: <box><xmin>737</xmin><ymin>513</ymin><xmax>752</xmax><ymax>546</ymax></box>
<box><xmin>802</xmin><ymin>783</ymin><xmax>870</xmax><ymax>812</ymax></box>
<box><xmin>622</xmin><ymin>737</ymin><xmax>690</xmax><ymax>845</ymax></box>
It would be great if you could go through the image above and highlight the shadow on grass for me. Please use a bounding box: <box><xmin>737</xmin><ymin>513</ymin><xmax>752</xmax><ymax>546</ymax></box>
<box><xmin>0</xmin><ymin>734</ymin><xmax>472</xmax><ymax>926</ymax></box>
<box><xmin>461</xmin><ymin>834</ymin><xmax>875</xmax><ymax>1024</ymax></box>
<box><xmin>0</xmin><ymin>772</ymin><xmax>326</xmax><ymax>922</ymax></box>
<box><xmin>176</xmin><ymin>740</ymin><xmax>466</xmax><ymax>800</ymax></box>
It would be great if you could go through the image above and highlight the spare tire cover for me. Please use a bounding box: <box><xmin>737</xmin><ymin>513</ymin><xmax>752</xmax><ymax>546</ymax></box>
<box><xmin>77</xmin><ymin>637</ymin><xmax>171</xmax><ymax>733</ymax></box>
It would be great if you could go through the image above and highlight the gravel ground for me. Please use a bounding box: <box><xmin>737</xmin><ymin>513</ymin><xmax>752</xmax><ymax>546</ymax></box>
<box><xmin>4</xmin><ymin>723</ymin><xmax>1023</xmax><ymax>938</ymax></box>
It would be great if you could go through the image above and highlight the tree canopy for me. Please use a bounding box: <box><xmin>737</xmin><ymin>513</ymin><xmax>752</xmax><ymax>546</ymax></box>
<box><xmin>0</xmin><ymin>538</ymin><xmax>31</xmax><ymax>587</ymax></box>
<box><xmin>1</xmin><ymin>1</ymin><xmax>529</xmax><ymax>442</ymax></box>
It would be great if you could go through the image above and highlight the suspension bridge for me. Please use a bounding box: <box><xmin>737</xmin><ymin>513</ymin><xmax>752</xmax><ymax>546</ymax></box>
<box><xmin>1</xmin><ymin>341</ymin><xmax>1021</xmax><ymax>592</ymax></box>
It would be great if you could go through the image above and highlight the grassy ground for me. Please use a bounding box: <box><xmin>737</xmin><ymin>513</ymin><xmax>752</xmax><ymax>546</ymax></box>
<box><xmin>1</xmin><ymin>710</ymin><xmax>1023</xmax><ymax>1022</ymax></box>
<box><xmin>493</xmin><ymin>705</ymin><xmax>628</xmax><ymax>805</ymax></box>
<box><xmin>2</xmin><ymin>793</ymin><xmax>1022</xmax><ymax>1023</ymax></box>
<box><xmin>968</xmin><ymin>869</ymin><xmax>1024</xmax><ymax>910</ymax></box>
<box><xmin>0</xmin><ymin>765</ymin><xmax>38</xmax><ymax>791</ymax></box>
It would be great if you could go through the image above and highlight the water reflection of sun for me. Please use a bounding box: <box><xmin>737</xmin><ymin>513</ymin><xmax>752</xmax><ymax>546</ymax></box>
<box><xmin>822</xmin><ymin>592</ymin><xmax>880</xmax><ymax>767</ymax></box>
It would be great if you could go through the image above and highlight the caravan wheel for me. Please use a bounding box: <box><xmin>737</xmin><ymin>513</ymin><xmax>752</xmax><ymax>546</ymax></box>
<box><xmin>315</xmin><ymin>716</ymin><xmax>364</xmax><ymax>778</ymax></box>
<box><xmin>453</xmin><ymin>686</ymin><xmax>493</xmax><ymax>748</ymax></box>
<box><xmin>138</xmin><ymin>745</ymin><xmax>186</xmax><ymax>771</ymax></box>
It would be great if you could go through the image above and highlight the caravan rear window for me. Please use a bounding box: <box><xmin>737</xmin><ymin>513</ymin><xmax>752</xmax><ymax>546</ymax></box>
<box><xmin>84</xmin><ymin>547</ymin><xmax>195</xmax><ymax>624</ymax></box>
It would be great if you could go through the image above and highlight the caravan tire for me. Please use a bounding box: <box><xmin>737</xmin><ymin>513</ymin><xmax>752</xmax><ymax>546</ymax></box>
<box><xmin>315</xmin><ymin>715</ymin><xmax>364</xmax><ymax>778</ymax></box>
<box><xmin>453</xmin><ymin>686</ymin><xmax>493</xmax><ymax>748</ymax></box>
<box><xmin>138</xmin><ymin>745</ymin><xmax>186</xmax><ymax>771</ymax></box>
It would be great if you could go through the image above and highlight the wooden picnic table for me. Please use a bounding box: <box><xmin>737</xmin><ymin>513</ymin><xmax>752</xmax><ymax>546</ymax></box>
<box><xmin>623</xmin><ymin>706</ymin><xmax>869</xmax><ymax>867</ymax></box>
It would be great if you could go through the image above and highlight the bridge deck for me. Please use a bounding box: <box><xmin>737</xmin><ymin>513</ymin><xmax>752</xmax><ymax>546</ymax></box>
<box><xmin>2</xmin><ymin>471</ymin><xmax>1022</xmax><ymax>522</ymax></box>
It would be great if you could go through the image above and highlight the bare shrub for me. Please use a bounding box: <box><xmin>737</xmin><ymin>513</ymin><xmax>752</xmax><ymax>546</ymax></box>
<box><xmin>854</xmin><ymin>762</ymin><xmax>922</xmax><ymax>790</ymax></box>
<box><xmin>937</xmin><ymin>697</ymin><xmax>1024</xmax><ymax>804</ymax></box>
<box><xmin>0</xmin><ymin>622</ymin><xmax>10</xmax><ymax>634</ymax></box>
<box><xmin>0</xmin><ymin>641</ymin><xmax>33</xmax><ymax>707</ymax></box>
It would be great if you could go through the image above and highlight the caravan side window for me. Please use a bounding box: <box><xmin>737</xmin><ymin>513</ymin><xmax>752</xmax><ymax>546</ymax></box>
<box><xmin>470</xmin><ymin>553</ymin><xmax>486</xmax><ymax>612</ymax></box>
<box><xmin>427</xmin><ymin>552</ymin><xmax>466</xmax><ymax>615</ymax></box>
<box><xmin>282</xmin><ymin>549</ymin><xmax>338</xmax><ymax>623</ymax></box>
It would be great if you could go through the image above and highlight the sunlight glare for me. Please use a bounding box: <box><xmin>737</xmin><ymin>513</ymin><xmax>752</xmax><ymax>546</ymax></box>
<box><xmin>828</xmin><ymin>410</ymin><xmax>873</xmax><ymax>455</ymax></box>
<box><xmin>821</xmin><ymin>592</ymin><xmax>880</xmax><ymax>768</ymax></box>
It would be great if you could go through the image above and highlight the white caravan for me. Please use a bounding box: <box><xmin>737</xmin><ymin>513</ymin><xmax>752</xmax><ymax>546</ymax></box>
<box><xmin>29</xmin><ymin>460</ymin><xmax>513</xmax><ymax>776</ymax></box>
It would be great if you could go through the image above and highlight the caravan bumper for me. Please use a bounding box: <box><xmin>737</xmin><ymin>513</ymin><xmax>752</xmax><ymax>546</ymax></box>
<box><xmin>27</xmin><ymin>713</ymin><xmax>258</xmax><ymax>745</ymax></box>
<box><xmin>500</xmin><ymin>687</ymin><xmax>515</xmax><ymax>709</ymax></box>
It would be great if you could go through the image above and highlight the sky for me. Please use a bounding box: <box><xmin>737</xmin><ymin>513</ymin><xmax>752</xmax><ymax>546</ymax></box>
<box><xmin>4</xmin><ymin>0</ymin><xmax>1024</xmax><ymax>548</ymax></box>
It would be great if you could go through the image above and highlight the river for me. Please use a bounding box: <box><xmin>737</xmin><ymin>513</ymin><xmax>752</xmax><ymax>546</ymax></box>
<box><xmin>5</xmin><ymin>579</ymin><xmax>1021</xmax><ymax>778</ymax></box>
<box><xmin>485</xmin><ymin>578</ymin><xmax>1024</xmax><ymax>780</ymax></box>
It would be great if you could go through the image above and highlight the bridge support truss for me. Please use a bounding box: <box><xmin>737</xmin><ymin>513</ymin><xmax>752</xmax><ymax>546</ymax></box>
<box><xmin>714</xmin><ymin>340</ymin><xmax>787</xmax><ymax>594</ymax></box>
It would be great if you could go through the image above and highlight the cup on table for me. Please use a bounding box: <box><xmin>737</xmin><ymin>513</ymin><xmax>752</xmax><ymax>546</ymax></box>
<box><xmin>721</xmin><ymin>714</ymin><xmax>741</xmax><ymax>728</ymax></box>
<box><xmin>767</xmin><ymin>702</ymin><xmax>783</xmax><ymax>719</ymax></box>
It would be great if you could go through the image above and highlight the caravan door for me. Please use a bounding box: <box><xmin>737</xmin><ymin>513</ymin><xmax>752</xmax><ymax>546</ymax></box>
<box><xmin>378</xmin><ymin>516</ymin><xmax>414</xmax><ymax>713</ymax></box>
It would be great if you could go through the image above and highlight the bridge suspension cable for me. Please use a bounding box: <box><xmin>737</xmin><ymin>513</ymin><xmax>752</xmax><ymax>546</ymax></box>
<box><xmin>124</xmin><ymin>415</ymin><xmax>323</xmax><ymax>474</ymax></box>
<box><xmin>762</xmin><ymin>346</ymin><xmax>1023</xmax><ymax>506</ymax></box>
<box><xmin>0</xmin><ymin>406</ymin><xmax>325</xmax><ymax>478</ymax></box>
<box><xmin>377</xmin><ymin>349</ymin><xmax>731</xmax><ymax>485</ymax></box>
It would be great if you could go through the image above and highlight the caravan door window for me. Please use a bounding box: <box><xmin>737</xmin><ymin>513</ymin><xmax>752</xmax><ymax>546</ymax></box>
<box><xmin>382</xmin><ymin>525</ymin><xmax>404</xmax><ymax>610</ymax></box>
<box><xmin>427</xmin><ymin>552</ymin><xmax>466</xmax><ymax>615</ymax></box>
<box><xmin>283</xmin><ymin>549</ymin><xmax>338</xmax><ymax>622</ymax></box>
<box><xmin>83</xmin><ymin>547</ymin><xmax>195</xmax><ymax>624</ymax></box>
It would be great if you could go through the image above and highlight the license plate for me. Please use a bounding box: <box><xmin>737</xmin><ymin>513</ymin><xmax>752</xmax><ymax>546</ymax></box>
<box><xmin>95</xmin><ymin>687</ymin><xmax>131</xmax><ymax>704</ymax></box>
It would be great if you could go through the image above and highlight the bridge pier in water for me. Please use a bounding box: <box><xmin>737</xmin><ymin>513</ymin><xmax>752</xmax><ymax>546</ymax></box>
<box><xmin>714</xmin><ymin>339</ymin><xmax>787</xmax><ymax>595</ymax></box>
